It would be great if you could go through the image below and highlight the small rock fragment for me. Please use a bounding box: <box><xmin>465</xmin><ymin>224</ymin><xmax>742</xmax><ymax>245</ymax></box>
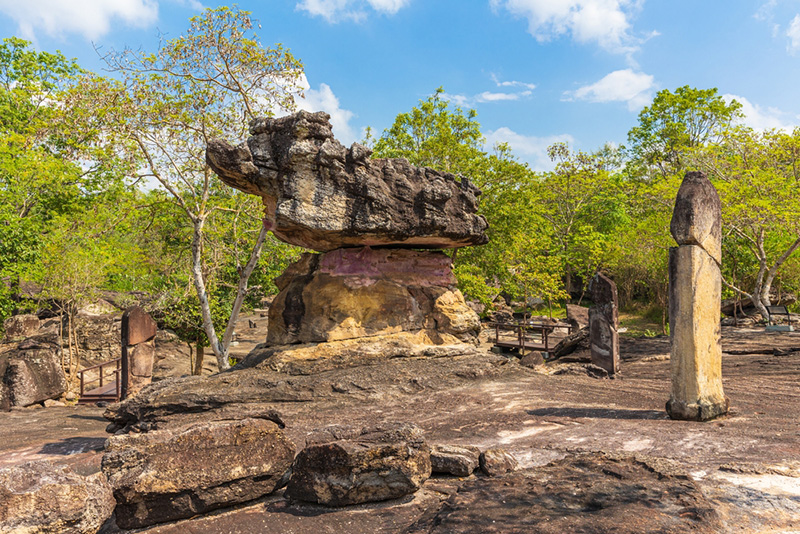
<box><xmin>479</xmin><ymin>448</ymin><xmax>518</xmax><ymax>476</ymax></box>
<box><xmin>431</xmin><ymin>444</ymin><xmax>481</xmax><ymax>476</ymax></box>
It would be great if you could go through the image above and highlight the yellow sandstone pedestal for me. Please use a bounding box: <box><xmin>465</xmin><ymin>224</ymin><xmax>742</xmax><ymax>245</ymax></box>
<box><xmin>666</xmin><ymin>245</ymin><xmax>729</xmax><ymax>420</ymax></box>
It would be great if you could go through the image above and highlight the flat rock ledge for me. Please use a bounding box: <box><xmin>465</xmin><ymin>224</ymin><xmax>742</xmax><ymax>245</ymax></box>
<box><xmin>286</xmin><ymin>422</ymin><xmax>432</xmax><ymax>506</ymax></box>
<box><xmin>206</xmin><ymin>110</ymin><xmax>488</xmax><ymax>252</ymax></box>
<box><xmin>102</xmin><ymin>417</ymin><xmax>295</xmax><ymax>530</ymax></box>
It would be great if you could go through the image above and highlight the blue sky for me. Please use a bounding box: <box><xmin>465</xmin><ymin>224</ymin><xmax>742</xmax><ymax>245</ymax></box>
<box><xmin>2</xmin><ymin>0</ymin><xmax>800</xmax><ymax>170</ymax></box>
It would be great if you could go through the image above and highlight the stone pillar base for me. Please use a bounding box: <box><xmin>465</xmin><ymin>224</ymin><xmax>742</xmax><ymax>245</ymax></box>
<box><xmin>666</xmin><ymin>397</ymin><xmax>729</xmax><ymax>421</ymax></box>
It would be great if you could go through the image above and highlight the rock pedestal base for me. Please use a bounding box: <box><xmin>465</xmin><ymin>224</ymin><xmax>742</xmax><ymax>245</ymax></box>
<box><xmin>267</xmin><ymin>247</ymin><xmax>480</xmax><ymax>347</ymax></box>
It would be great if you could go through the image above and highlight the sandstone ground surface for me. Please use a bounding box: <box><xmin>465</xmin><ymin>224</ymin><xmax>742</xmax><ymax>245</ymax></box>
<box><xmin>1</xmin><ymin>324</ymin><xmax>799</xmax><ymax>533</ymax></box>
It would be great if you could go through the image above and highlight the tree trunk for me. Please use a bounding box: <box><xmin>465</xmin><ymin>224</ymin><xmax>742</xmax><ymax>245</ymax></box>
<box><xmin>220</xmin><ymin>218</ymin><xmax>270</xmax><ymax>352</ymax></box>
<box><xmin>193</xmin><ymin>338</ymin><xmax>204</xmax><ymax>376</ymax></box>
<box><xmin>190</xmin><ymin>216</ymin><xmax>229</xmax><ymax>371</ymax></box>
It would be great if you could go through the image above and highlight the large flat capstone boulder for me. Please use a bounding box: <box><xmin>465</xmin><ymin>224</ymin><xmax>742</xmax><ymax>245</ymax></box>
<box><xmin>268</xmin><ymin>247</ymin><xmax>480</xmax><ymax>346</ymax></box>
<box><xmin>0</xmin><ymin>460</ymin><xmax>115</xmax><ymax>534</ymax></box>
<box><xmin>206</xmin><ymin>110</ymin><xmax>488</xmax><ymax>252</ymax></box>
<box><xmin>102</xmin><ymin>416</ymin><xmax>295</xmax><ymax>529</ymax></box>
<box><xmin>286</xmin><ymin>422</ymin><xmax>431</xmax><ymax>506</ymax></box>
<box><xmin>0</xmin><ymin>334</ymin><xmax>67</xmax><ymax>411</ymax></box>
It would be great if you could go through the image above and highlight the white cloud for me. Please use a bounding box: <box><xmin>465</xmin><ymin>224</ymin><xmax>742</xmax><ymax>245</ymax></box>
<box><xmin>491</xmin><ymin>73</ymin><xmax>537</xmax><ymax>90</ymax></box>
<box><xmin>296</xmin><ymin>0</ymin><xmax>409</xmax><ymax>22</ymax></box>
<box><xmin>443</xmin><ymin>77</ymin><xmax>536</xmax><ymax>107</ymax></box>
<box><xmin>565</xmin><ymin>68</ymin><xmax>655</xmax><ymax>111</ymax></box>
<box><xmin>291</xmin><ymin>74</ymin><xmax>358</xmax><ymax>144</ymax></box>
<box><xmin>485</xmin><ymin>127</ymin><xmax>575</xmax><ymax>171</ymax></box>
<box><xmin>0</xmin><ymin>0</ymin><xmax>159</xmax><ymax>41</ymax></box>
<box><xmin>787</xmin><ymin>14</ymin><xmax>800</xmax><ymax>53</ymax></box>
<box><xmin>723</xmin><ymin>94</ymin><xmax>795</xmax><ymax>131</ymax></box>
<box><xmin>490</xmin><ymin>0</ymin><xmax>643</xmax><ymax>53</ymax></box>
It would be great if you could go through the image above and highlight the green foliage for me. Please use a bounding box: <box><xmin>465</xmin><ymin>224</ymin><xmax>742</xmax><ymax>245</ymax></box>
<box><xmin>627</xmin><ymin>86</ymin><xmax>743</xmax><ymax>178</ymax></box>
<box><xmin>374</xmin><ymin>87</ymin><xmax>484</xmax><ymax>175</ymax></box>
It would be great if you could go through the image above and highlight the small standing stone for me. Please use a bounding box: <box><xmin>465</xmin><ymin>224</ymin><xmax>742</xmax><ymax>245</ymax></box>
<box><xmin>666</xmin><ymin>171</ymin><xmax>729</xmax><ymax>421</ymax></box>
<box><xmin>120</xmin><ymin>307</ymin><xmax>157</xmax><ymax>399</ymax></box>
<box><xmin>588</xmin><ymin>272</ymin><xmax>620</xmax><ymax>375</ymax></box>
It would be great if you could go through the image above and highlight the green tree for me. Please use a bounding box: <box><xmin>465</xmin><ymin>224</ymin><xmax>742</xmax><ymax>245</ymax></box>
<box><xmin>689</xmin><ymin>126</ymin><xmax>800</xmax><ymax>319</ymax></box>
<box><xmin>627</xmin><ymin>86</ymin><xmax>743</xmax><ymax>178</ymax></box>
<box><xmin>538</xmin><ymin>143</ymin><xmax>627</xmax><ymax>300</ymax></box>
<box><xmin>374</xmin><ymin>87</ymin><xmax>484</xmax><ymax>175</ymax></box>
<box><xmin>0</xmin><ymin>38</ymin><xmax>127</xmax><ymax>328</ymax></box>
<box><xmin>86</xmin><ymin>6</ymin><xmax>304</xmax><ymax>370</ymax></box>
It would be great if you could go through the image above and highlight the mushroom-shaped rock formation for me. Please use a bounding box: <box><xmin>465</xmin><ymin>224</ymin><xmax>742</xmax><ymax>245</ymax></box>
<box><xmin>206</xmin><ymin>110</ymin><xmax>488</xmax><ymax>252</ymax></box>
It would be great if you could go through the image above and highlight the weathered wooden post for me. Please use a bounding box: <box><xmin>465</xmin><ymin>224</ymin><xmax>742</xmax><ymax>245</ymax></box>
<box><xmin>120</xmin><ymin>307</ymin><xmax>157</xmax><ymax>399</ymax></box>
<box><xmin>666</xmin><ymin>171</ymin><xmax>729</xmax><ymax>421</ymax></box>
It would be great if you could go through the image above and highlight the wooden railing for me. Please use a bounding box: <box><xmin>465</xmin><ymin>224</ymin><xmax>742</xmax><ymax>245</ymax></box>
<box><xmin>78</xmin><ymin>358</ymin><xmax>121</xmax><ymax>403</ymax></box>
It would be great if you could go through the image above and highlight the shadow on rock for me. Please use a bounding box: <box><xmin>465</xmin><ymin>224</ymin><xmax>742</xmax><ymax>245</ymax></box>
<box><xmin>527</xmin><ymin>407</ymin><xmax>668</xmax><ymax>420</ymax></box>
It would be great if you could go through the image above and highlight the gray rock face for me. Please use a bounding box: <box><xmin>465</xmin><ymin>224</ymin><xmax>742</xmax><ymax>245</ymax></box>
<box><xmin>102</xmin><ymin>417</ymin><xmax>295</xmax><ymax>529</ymax></box>
<box><xmin>479</xmin><ymin>448</ymin><xmax>518</xmax><ymax>476</ymax></box>
<box><xmin>285</xmin><ymin>422</ymin><xmax>431</xmax><ymax>506</ymax></box>
<box><xmin>565</xmin><ymin>304</ymin><xmax>589</xmax><ymax>331</ymax></box>
<box><xmin>431</xmin><ymin>444</ymin><xmax>480</xmax><ymax>477</ymax></box>
<box><xmin>589</xmin><ymin>272</ymin><xmax>619</xmax><ymax>375</ymax></box>
<box><xmin>206</xmin><ymin>110</ymin><xmax>488</xmax><ymax>252</ymax></box>
<box><xmin>0</xmin><ymin>460</ymin><xmax>115</xmax><ymax>534</ymax></box>
<box><xmin>0</xmin><ymin>334</ymin><xmax>67</xmax><ymax>410</ymax></box>
<box><xmin>2</xmin><ymin>314</ymin><xmax>40</xmax><ymax>342</ymax></box>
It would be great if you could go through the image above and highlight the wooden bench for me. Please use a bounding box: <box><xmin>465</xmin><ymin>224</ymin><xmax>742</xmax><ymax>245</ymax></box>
<box><xmin>766</xmin><ymin>305</ymin><xmax>793</xmax><ymax>327</ymax></box>
<box><xmin>491</xmin><ymin>321</ymin><xmax>572</xmax><ymax>355</ymax></box>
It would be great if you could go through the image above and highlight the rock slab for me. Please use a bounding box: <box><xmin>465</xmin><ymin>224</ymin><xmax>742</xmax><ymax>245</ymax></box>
<box><xmin>102</xmin><ymin>417</ymin><xmax>295</xmax><ymax>529</ymax></box>
<box><xmin>286</xmin><ymin>423</ymin><xmax>431</xmax><ymax>506</ymax></box>
<box><xmin>588</xmin><ymin>272</ymin><xmax>619</xmax><ymax>375</ymax></box>
<box><xmin>667</xmin><ymin>171</ymin><xmax>728</xmax><ymax>421</ymax></box>
<box><xmin>206</xmin><ymin>110</ymin><xmax>488</xmax><ymax>252</ymax></box>
<box><xmin>0</xmin><ymin>460</ymin><xmax>114</xmax><ymax>534</ymax></box>
<box><xmin>405</xmin><ymin>454</ymin><xmax>725</xmax><ymax>533</ymax></box>
<box><xmin>267</xmin><ymin>247</ymin><xmax>480</xmax><ymax>346</ymax></box>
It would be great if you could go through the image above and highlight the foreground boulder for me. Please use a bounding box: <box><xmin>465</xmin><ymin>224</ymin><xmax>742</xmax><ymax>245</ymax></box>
<box><xmin>267</xmin><ymin>247</ymin><xmax>480</xmax><ymax>345</ymax></box>
<box><xmin>206</xmin><ymin>110</ymin><xmax>488</xmax><ymax>252</ymax></box>
<box><xmin>102</xmin><ymin>416</ymin><xmax>295</xmax><ymax>529</ymax></box>
<box><xmin>0</xmin><ymin>334</ymin><xmax>67</xmax><ymax>410</ymax></box>
<box><xmin>0</xmin><ymin>460</ymin><xmax>114</xmax><ymax>534</ymax></box>
<box><xmin>286</xmin><ymin>423</ymin><xmax>431</xmax><ymax>506</ymax></box>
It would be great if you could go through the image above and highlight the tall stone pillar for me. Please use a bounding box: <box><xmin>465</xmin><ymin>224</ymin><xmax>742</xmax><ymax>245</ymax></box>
<box><xmin>666</xmin><ymin>171</ymin><xmax>729</xmax><ymax>421</ymax></box>
<box><xmin>589</xmin><ymin>272</ymin><xmax>619</xmax><ymax>375</ymax></box>
<box><xmin>121</xmin><ymin>307</ymin><xmax>157</xmax><ymax>400</ymax></box>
